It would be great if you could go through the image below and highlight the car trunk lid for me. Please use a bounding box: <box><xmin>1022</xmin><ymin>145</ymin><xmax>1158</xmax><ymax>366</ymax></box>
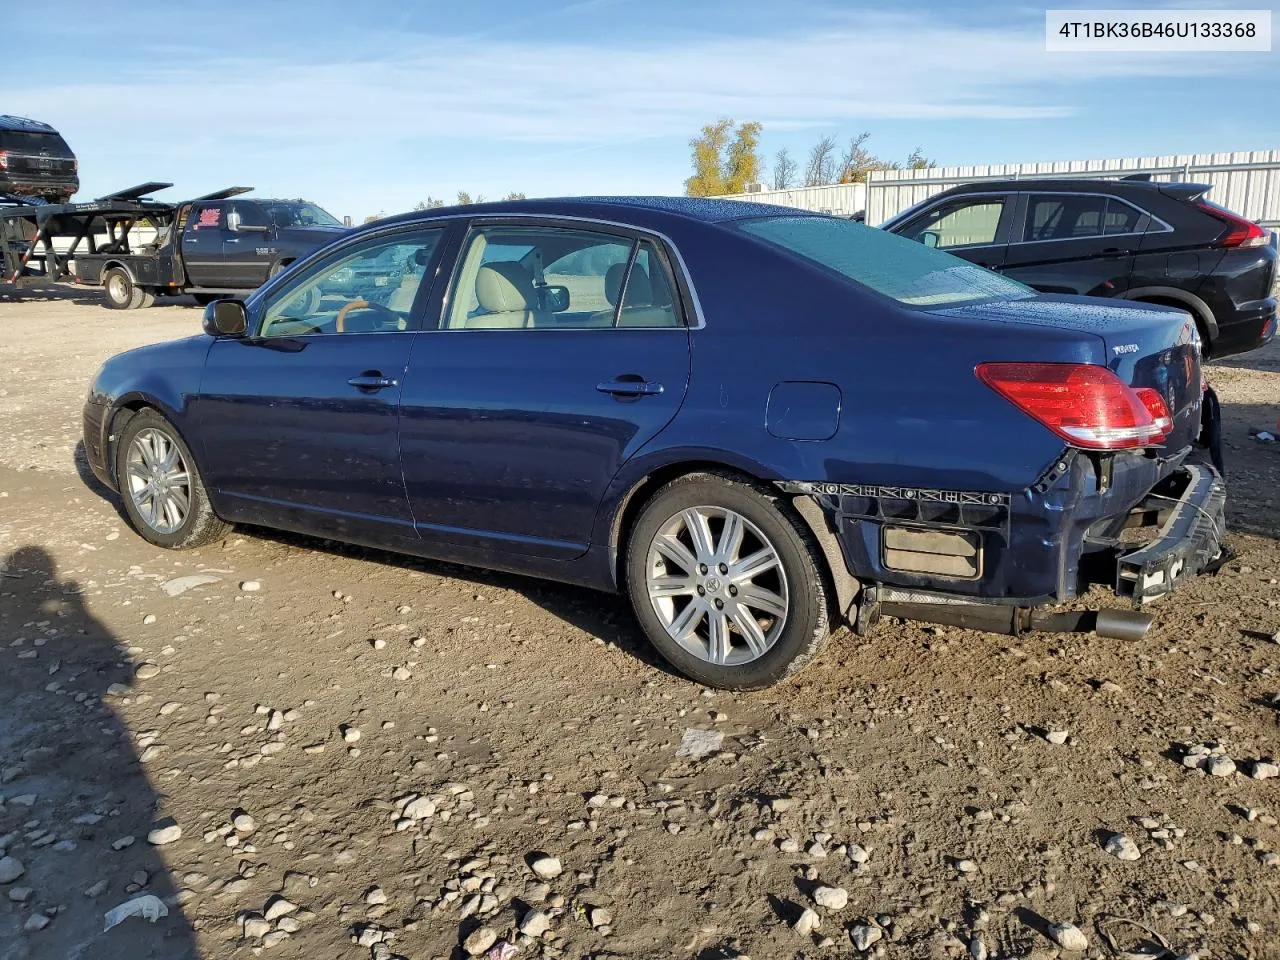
<box><xmin>932</xmin><ymin>294</ymin><xmax>1203</xmax><ymax>455</ymax></box>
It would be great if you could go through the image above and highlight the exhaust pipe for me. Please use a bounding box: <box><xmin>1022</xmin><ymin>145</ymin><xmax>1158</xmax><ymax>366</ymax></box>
<box><xmin>873</xmin><ymin>600</ymin><xmax>1152</xmax><ymax>641</ymax></box>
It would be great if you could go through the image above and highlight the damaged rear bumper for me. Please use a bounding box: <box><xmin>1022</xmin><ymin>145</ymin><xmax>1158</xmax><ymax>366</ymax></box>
<box><xmin>1114</xmin><ymin>462</ymin><xmax>1226</xmax><ymax>605</ymax></box>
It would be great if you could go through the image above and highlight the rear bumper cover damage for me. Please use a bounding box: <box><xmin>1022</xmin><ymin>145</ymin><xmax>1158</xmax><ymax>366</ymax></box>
<box><xmin>781</xmin><ymin>417</ymin><xmax>1227</xmax><ymax>635</ymax></box>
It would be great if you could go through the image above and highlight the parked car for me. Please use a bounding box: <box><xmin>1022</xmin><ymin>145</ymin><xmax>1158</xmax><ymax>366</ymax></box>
<box><xmin>0</xmin><ymin>115</ymin><xmax>78</xmax><ymax>203</ymax></box>
<box><xmin>84</xmin><ymin>197</ymin><xmax>1225</xmax><ymax>689</ymax></box>
<box><xmin>73</xmin><ymin>192</ymin><xmax>347</xmax><ymax>308</ymax></box>
<box><xmin>881</xmin><ymin>178</ymin><xmax>1277</xmax><ymax>359</ymax></box>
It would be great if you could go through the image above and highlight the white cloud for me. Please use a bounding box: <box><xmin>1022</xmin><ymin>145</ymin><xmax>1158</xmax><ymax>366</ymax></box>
<box><xmin>14</xmin><ymin>11</ymin><xmax>1254</xmax><ymax>150</ymax></box>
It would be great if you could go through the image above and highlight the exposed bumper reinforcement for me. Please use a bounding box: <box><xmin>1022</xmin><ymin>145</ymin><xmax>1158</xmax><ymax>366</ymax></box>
<box><xmin>1115</xmin><ymin>463</ymin><xmax>1226</xmax><ymax>606</ymax></box>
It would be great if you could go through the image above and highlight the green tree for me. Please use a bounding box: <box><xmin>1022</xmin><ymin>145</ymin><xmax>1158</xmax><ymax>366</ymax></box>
<box><xmin>456</xmin><ymin>191</ymin><xmax>486</xmax><ymax>206</ymax></box>
<box><xmin>413</xmin><ymin>197</ymin><xmax>445</xmax><ymax>211</ymax></box>
<box><xmin>503</xmin><ymin>191</ymin><xmax>528</xmax><ymax>201</ymax></box>
<box><xmin>906</xmin><ymin>148</ymin><xmax>934</xmax><ymax>170</ymax></box>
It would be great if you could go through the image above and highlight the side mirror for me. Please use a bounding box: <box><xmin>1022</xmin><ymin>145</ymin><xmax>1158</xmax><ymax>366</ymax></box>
<box><xmin>542</xmin><ymin>284</ymin><xmax>570</xmax><ymax>313</ymax></box>
<box><xmin>203</xmin><ymin>300</ymin><xmax>248</xmax><ymax>337</ymax></box>
<box><xmin>920</xmin><ymin>231</ymin><xmax>941</xmax><ymax>248</ymax></box>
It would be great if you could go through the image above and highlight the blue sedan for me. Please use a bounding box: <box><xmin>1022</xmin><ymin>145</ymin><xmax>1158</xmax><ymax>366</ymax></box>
<box><xmin>84</xmin><ymin>197</ymin><xmax>1226</xmax><ymax>688</ymax></box>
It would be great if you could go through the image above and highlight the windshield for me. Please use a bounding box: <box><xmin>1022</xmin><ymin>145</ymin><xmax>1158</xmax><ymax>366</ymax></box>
<box><xmin>264</xmin><ymin>202</ymin><xmax>342</xmax><ymax>228</ymax></box>
<box><xmin>0</xmin><ymin>131</ymin><xmax>72</xmax><ymax>155</ymax></box>
<box><xmin>736</xmin><ymin>215</ymin><xmax>1034</xmax><ymax>307</ymax></box>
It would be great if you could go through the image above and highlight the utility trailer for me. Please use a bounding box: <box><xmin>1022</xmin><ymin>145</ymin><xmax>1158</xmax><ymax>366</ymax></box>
<box><xmin>2</xmin><ymin>183</ymin><xmax>343</xmax><ymax>309</ymax></box>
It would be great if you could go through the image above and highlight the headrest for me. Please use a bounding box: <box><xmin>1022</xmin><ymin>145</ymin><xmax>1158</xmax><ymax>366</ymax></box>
<box><xmin>605</xmin><ymin>262</ymin><xmax>652</xmax><ymax>306</ymax></box>
<box><xmin>476</xmin><ymin>262</ymin><xmax>536</xmax><ymax>312</ymax></box>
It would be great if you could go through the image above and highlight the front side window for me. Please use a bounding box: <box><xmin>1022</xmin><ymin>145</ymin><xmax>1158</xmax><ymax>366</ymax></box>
<box><xmin>259</xmin><ymin>229</ymin><xmax>443</xmax><ymax>338</ymax></box>
<box><xmin>738</xmin><ymin>215</ymin><xmax>1034</xmax><ymax>308</ymax></box>
<box><xmin>263</xmin><ymin>202</ymin><xmax>343</xmax><ymax>228</ymax></box>
<box><xmin>229</xmin><ymin>201</ymin><xmax>270</xmax><ymax>230</ymax></box>
<box><xmin>443</xmin><ymin>225</ymin><xmax>683</xmax><ymax>329</ymax></box>
<box><xmin>898</xmin><ymin>198</ymin><xmax>1005</xmax><ymax>249</ymax></box>
<box><xmin>187</xmin><ymin>205</ymin><xmax>224</xmax><ymax>232</ymax></box>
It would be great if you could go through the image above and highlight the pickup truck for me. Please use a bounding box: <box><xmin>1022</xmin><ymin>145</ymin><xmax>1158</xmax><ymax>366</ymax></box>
<box><xmin>71</xmin><ymin>188</ymin><xmax>346</xmax><ymax>308</ymax></box>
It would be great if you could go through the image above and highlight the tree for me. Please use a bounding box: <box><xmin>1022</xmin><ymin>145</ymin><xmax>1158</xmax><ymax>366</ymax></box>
<box><xmin>771</xmin><ymin>147</ymin><xmax>797</xmax><ymax>190</ymax></box>
<box><xmin>503</xmin><ymin>191</ymin><xmax>527</xmax><ymax>201</ymax></box>
<box><xmin>906</xmin><ymin>148</ymin><xmax>934</xmax><ymax>170</ymax></box>
<box><xmin>684</xmin><ymin>119</ymin><xmax>765</xmax><ymax>196</ymax></box>
<box><xmin>456</xmin><ymin>191</ymin><xmax>486</xmax><ymax>206</ymax></box>
<box><xmin>722</xmin><ymin>121</ymin><xmax>762</xmax><ymax>194</ymax></box>
<box><xmin>685</xmin><ymin>119</ymin><xmax>733</xmax><ymax>196</ymax></box>
<box><xmin>837</xmin><ymin>132</ymin><xmax>878</xmax><ymax>184</ymax></box>
<box><xmin>362</xmin><ymin>213</ymin><xmax>382</xmax><ymax>224</ymax></box>
<box><xmin>804</xmin><ymin>136</ymin><xmax>837</xmax><ymax>187</ymax></box>
<box><xmin>413</xmin><ymin>197</ymin><xmax>445</xmax><ymax>211</ymax></box>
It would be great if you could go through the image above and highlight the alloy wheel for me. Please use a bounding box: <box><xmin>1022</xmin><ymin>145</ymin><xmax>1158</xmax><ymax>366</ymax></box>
<box><xmin>125</xmin><ymin>428</ymin><xmax>191</xmax><ymax>534</ymax></box>
<box><xmin>644</xmin><ymin>505</ymin><xmax>790</xmax><ymax>665</ymax></box>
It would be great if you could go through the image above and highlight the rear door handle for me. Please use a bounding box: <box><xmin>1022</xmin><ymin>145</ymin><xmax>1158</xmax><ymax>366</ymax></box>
<box><xmin>347</xmin><ymin>373</ymin><xmax>398</xmax><ymax>391</ymax></box>
<box><xmin>597</xmin><ymin>378</ymin><xmax>664</xmax><ymax>397</ymax></box>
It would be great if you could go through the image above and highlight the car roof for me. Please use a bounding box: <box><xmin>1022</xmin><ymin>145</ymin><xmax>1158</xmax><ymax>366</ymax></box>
<box><xmin>943</xmin><ymin>177</ymin><xmax>1203</xmax><ymax>195</ymax></box>
<box><xmin>372</xmin><ymin>195</ymin><xmax>811</xmax><ymax>230</ymax></box>
<box><xmin>0</xmin><ymin>115</ymin><xmax>60</xmax><ymax>134</ymax></box>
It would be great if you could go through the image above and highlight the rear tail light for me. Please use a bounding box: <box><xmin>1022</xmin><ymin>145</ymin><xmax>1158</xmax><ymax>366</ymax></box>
<box><xmin>0</xmin><ymin>151</ymin><xmax>8</xmax><ymax>171</ymax></box>
<box><xmin>1196</xmin><ymin>200</ymin><xmax>1268</xmax><ymax>248</ymax></box>
<box><xmin>976</xmin><ymin>362</ymin><xmax>1172</xmax><ymax>450</ymax></box>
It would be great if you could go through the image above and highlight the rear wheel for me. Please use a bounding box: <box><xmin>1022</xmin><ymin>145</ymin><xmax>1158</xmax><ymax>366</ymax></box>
<box><xmin>113</xmin><ymin>409</ymin><xmax>231</xmax><ymax>549</ymax></box>
<box><xmin>625</xmin><ymin>472</ymin><xmax>831</xmax><ymax>689</ymax></box>
<box><xmin>134</xmin><ymin>287</ymin><xmax>156</xmax><ymax>309</ymax></box>
<box><xmin>102</xmin><ymin>267</ymin><xmax>137</xmax><ymax>310</ymax></box>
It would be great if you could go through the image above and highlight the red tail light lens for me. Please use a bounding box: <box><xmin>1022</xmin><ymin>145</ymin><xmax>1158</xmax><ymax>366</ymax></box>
<box><xmin>1196</xmin><ymin>200</ymin><xmax>1268</xmax><ymax>248</ymax></box>
<box><xmin>976</xmin><ymin>362</ymin><xmax>1171</xmax><ymax>450</ymax></box>
<box><xmin>0</xmin><ymin>151</ymin><xmax>8</xmax><ymax>171</ymax></box>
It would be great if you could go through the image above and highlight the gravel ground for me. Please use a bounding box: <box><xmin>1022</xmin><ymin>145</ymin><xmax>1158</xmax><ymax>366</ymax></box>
<box><xmin>1</xmin><ymin>287</ymin><xmax>1278</xmax><ymax>960</ymax></box>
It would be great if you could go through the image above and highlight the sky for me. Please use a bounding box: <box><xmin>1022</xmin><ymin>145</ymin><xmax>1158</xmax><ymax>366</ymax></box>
<box><xmin>6</xmin><ymin>0</ymin><xmax>1278</xmax><ymax>223</ymax></box>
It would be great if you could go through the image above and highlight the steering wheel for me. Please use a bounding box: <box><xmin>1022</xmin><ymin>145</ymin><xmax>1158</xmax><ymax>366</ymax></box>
<box><xmin>335</xmin><ymin>299</ymin><xmax>401</xmax><ymax>333</ymax></box>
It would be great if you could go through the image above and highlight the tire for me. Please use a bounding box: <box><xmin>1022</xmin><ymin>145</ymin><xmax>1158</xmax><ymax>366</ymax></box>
<box><xmin>102</xmin><ymin>267</ymin><xmax>136</xmax><ymax>310</ymax></box>
<box><xmin>134</xmin><ymin>287</ymin><xmax>156</xmax><ymax>309</ymax></box>
<box><xmin>624</xmin><ymin>471</ymin><xmax>832</xmax><ymax>689</ymax></box>
<box><xmin>113</xmin><ymin>408</ymin><xmax>231</xmax><ymax>550</ymax></box>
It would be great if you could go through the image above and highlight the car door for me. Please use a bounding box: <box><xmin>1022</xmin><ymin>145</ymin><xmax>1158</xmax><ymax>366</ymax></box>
<box><xmin>221</xmin><ymin>201</ymin><xmax>274</xmax><ymax>287</ymax></box>
<box><xmin>999</xmin><ymin>192</ymin><xmax>1141</xmax><ymax>297</ymax></box>
<box><xmin>398</xmin><ymin>220</ymin><xmax>692</xmax><ymax>561</ymax></box>
<box><xmin>181</xmin><ymin>202</ymin><xmax>233</xmax><ymax>287</ymax></box>
<box><xmin>889</xmin><ymin>193</ymin><xmax>1014</xmax><ymax>271</ymax></box>
<box><xmin>190</xmin><ymin>225</ymin><xmax>449</xmax><ymax>542</ymax></box>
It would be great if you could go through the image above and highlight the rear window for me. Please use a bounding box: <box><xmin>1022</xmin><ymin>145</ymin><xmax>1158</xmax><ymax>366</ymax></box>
<box><xmin>0</xmin><ymin>131</ymin><xmax>72</xmax><ymax>155</ymax></box>
<box><xmin>737</xmin><ymin>215</ymin><xmax>1034</xmax><ymax>307</ymax></box>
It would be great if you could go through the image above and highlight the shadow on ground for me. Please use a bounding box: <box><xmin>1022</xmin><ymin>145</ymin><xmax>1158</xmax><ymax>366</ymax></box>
<box><xmin>0</xmin><ymin>546</ymin><xmax>199</xmax><ymax>960</ymax></box>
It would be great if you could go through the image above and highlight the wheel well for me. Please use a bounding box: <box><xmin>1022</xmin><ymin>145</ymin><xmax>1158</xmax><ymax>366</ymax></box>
<box><xmin>609</xmin><ymin>461</ymin><xmax>853</xmax><ymax>619</ymax></box>
<box><xmin>102</xmin><ymin>261</ymin><xmax>132</xmax><ymax>281</ymax></box>
<box><xmin>105</xmin><ymin>400</ymin><xmax>156</xmax><ymax>466</ymax></box>
<box><xmin>1127</xmin><ymin>295</ymin><xmax>1212</xmax><ymax>355</ymax></box>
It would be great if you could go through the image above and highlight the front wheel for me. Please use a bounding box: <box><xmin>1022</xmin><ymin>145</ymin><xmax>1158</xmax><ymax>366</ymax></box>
<box><xmin>113</xmin><ymin>409</ymin><xmax>231</xmax><ymax>549</ymax></box>
<box><xmin>625</xmin><ymin>472</ymin><xmax>832</xmax><ymax>689</ymax></box>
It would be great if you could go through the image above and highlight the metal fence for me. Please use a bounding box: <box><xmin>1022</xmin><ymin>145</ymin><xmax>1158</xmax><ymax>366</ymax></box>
<box><xmin>864</xmin><ymin>150</ymin><xmax>1280</xmax><ymax>226</ymax></box>
<box><xmin>711</xmin><ymin>182</ymin><xmax>867</xmax><ymax>216</ymax></box>
<box><xmin>715</xmin><ymin>150</ymin><xmax>1280</xmax><ymax>229</ymax></box>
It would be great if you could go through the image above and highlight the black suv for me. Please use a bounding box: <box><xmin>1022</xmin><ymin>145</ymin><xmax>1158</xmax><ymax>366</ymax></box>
<box><xmin>0</xmin><ymin>115</ymin><xmax>78</xmax><ymax>203</ymax></box>
<box><xmin>882</xmin><ymin>178</ymin><xmax>1278</xmax><ymax>359</ymax></box>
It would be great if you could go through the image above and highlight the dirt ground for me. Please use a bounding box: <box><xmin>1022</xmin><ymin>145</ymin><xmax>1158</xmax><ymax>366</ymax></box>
<box><xmin>1</xmin><ymin>286</ymin><xmax>1278</xmax><ymax>960</ymax></box>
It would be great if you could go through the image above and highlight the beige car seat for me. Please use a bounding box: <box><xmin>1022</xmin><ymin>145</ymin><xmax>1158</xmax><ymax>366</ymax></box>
<box><xmin>466</xmin><ymin>262</ymin><xmax>546</xmax><ymax>328</ymax></box>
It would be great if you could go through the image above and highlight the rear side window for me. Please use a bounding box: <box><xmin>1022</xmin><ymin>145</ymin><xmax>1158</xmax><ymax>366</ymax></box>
<box><xmin>1023</xmin><ymin>194</ymin><xmax>1150</xmax><ymax>241</ymax></box>
<box><xmin>738</xmin><ymin>216</ymin><xmax>1034</xmax><ymax>307</ymax></box>
<box><xmin>444</xmin><ymin>225</ymin><xmax>683</xmax><ymax>329</ymax></box>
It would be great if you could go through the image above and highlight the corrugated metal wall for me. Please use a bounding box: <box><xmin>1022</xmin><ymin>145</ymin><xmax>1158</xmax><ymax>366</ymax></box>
<box><xmin>715</xmin><ymin>150</ymin><xmax>1280</xmax><ymax>228</ymax></box>
<box><xmin>711</xmin><ymin>182</ymin><xmax>867</xmax><ymax>216</ymax></box>
<box><xmin>864</xmin><ymin>150</ymin><xmax>1280</xmax><ymax>226</ymax></box>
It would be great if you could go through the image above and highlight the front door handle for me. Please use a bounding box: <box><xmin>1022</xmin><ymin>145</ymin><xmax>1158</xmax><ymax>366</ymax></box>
<box><xmin>1101</xmin><ymin>247</ymin><xmax>1131</xmax><ymax>258</ymax></box>
<box><xmin>347</xmin><ymin>372</ymin><xmax>398</xmax><ymax>391</ymax></box>
<box><xmin>597</xmin><ymin>377</ymin><xmax>664</xmax><ymax>397</ymax></box>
